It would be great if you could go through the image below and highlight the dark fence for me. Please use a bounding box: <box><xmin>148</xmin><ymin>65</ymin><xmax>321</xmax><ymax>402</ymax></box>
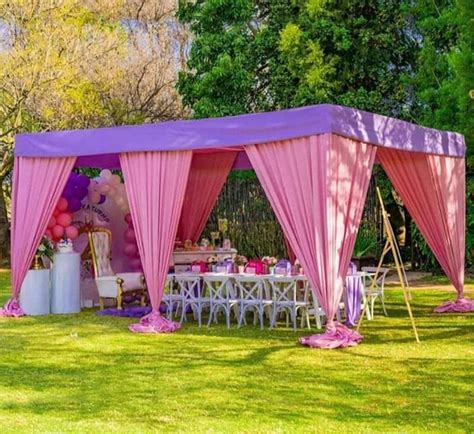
<box><xmin>204</xmin><ymin>172</ymin><xmax>382</xmax><ymax>260</ymax></box>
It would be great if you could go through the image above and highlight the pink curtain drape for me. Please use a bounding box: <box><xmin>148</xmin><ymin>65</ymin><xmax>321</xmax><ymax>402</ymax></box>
<box><xmin>0</xmin><ymin>156</ymin><xmax>76</xmax><ymax>317</ymax></box>
<box><xmin>120</xmin><ymin>151</ymin><xmax>192</xmax><ymax>332</ymax></box>
<box><xmin>378</xmin><ymin>148</ymin><xmax>473</xmax><ymax>313</ymax></box>
<box><xmin>246</xmin><ymin>134</ymin><xmax>376</xmax><ymax>348</ymax></box>
<box><xmin>177</xmin><ymin>151</ymin><xmax>237</xmax><ymax>243</ymax></box>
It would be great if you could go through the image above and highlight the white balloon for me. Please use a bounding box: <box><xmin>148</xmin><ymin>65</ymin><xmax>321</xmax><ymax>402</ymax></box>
<box><xmin>100</xmin><ymin>169</ymin><xmax>112</xmax><ymax>180</ymax></box>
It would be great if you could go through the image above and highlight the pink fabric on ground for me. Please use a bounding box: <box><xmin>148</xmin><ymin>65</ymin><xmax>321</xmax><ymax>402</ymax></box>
<box><xmin>378</xmin><ymin>149</ymin><xmax>471</xmax><ymax>312</ymax></box>
<box><xmin>128</xmin><ymin>311</ymin><xmax>181</xmax><ymax>333</ymax></box>
<box><xmin>120</xmin><ymin>151</ymin><xmax>192</xmax><ymax>333</ymax></box>
<box><xmin>246</xmin><ymin>134</ymin><xmax>376</xmax><ymax>348</ymax></box>
<box><xmin>299</xmin><ymin>322</ymin><xmax>363</xmax><ymax>349</ymax></box>
<box><xmin>0</xmin><ymin>298</ymin><xmax>25</xmax><ymax>317</ymax></box>
<box><xmin>0</xmin><ymin>156</ymin><xmax>76</xmax><ymax>317</ymax></box>
<box><xmin>433</xmin><ymin>298</ymin><xmax>474</xmax><ymax>313</ymax></box>
<box><xmin>177</xmin><ymin>151</ymin><xmax>237</xmax><ymax>243</ymax></box>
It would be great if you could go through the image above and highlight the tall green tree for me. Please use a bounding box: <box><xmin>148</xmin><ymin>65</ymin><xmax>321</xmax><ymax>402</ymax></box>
<box><xmin>177</xmin><ymin>0</ymin><xmax>417</xmax><ymax>119</ymax></box>
<box><xmin>0</xmin><ymin>0</ymin><xmax>187</xmax><ymax>264</ymax></box>
<box><xmin>411</xmin><ymin>0</ymin><xmax>474</xmax><ymax>266</ymax></box>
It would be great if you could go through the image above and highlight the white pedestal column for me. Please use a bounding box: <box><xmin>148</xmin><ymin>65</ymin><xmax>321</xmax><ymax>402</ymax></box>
<box><xmin>19</xmin><ymin>269</ymin><xmax>50</xmax><ymax>315</ymax></box>
<box><xmin>51</xmin><ymin>252</ymin><xmax>81</xmax><ymax>314</ymax></box>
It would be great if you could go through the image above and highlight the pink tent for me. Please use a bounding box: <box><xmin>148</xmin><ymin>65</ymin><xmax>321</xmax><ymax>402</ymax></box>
<box><xmin>2</xmin><ymin>104</ymin><xmax>471</xmax><ymax>348</ymax></box>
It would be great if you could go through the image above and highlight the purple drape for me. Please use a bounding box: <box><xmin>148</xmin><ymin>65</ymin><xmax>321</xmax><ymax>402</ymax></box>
<box><xmin>378</xmin><ymin>148</ymin><xmax>473</xmax><ymax>313</ymax></box>
<box><xmin>120</xmin><ymin>151</ymin><xmax>193</xmax><ymax>332</ymax></box>
<box><xmin>246</xmin><ymin>134</ymin><xmax>376</xmax><ymax>348</ymax></box>
<box><xmin>177</xmin><ymin>151</ymin><xmax>237</xmax><ymax>243</ymax></box>
<box><xmin>1</xmin><ymin>156</ymin><xmax>76</xmax><ymax>317</ymax></box>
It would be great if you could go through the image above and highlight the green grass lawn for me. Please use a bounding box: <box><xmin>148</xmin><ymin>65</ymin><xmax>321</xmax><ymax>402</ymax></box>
<box><xmin>0</xmin><ymin>270</ymin><xmax>473</xmax><ymax>433</ymax></box>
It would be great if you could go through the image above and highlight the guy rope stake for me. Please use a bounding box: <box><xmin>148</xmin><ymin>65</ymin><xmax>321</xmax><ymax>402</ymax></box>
<box><xmin>356</xmin><ymin>187</ymin><xmax>420</xmax><ymax>343</ymax></box>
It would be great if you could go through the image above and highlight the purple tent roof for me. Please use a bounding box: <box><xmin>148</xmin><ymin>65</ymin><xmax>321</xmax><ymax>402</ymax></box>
<box><xmin>15</xmin><ymin>104</ymin><xmax>465</xmax><ymax>164</ymax></box>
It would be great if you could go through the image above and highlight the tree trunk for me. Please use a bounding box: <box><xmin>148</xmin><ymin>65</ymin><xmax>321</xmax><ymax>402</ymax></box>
<box><xmin>0</xmin><ymin>178</ymin><xmax>10</xmax><ymax>267</ymax></box>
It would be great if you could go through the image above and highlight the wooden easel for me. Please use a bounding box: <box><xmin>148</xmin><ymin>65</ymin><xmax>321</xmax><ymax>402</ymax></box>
<box><xmin>356</xmin><ymin>187</ymin><xmax>420</xmax><ymax>343</ymax></box>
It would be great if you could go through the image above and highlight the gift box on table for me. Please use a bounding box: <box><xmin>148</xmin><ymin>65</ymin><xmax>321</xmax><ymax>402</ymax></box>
<box><xmin>191</xmin><ymin>260</ymin><xmax>208</xmax><ymax>273</ymax></box>
<box><xmin>216</xmin><ymin>258</ymin><xmax>234</xmax><ymax>274</ymax></box>
<box><xmin>245</xmin><ymin>259</ymin><xmax>265</xmax><ymax>275</ymax></box>
<box><xmin>274</xmin><ymin>259</ymin><xmax>292</xmax><ymax>275</ymax></box>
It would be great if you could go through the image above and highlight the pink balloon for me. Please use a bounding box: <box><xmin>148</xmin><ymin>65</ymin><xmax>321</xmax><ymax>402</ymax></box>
<box><xmin>123</xmin><ymin>243</ymin><xmax>138</xmax><ymax>257</ymax></box>
<box><xmin>124</xmin><ymin>213</ymin><xmax>133</xmax><ymax>224</ymax></box>
<box><xmin>45</xmin><ymin>229</ymin><xmax>53</xmax><ymax>239</ymax></box>
<box><xmin>65</xmin><ymin>225</ymin><xmax>79</xmax><ymax>240</ymax></box>
<box><xmin>53</xmin><ymin>208</ymin><xmax>60</xmax><ymax>217</ymax></box>
<box><xmin>47</xmin><ymin>216</ymin><xmax>56</xmax><ymax>229</ymax></box>
<box><xmin>124</xmin><ymin>228</ymin><xmax>136</xmax><ymax>242</ymax></box>
<box><xmin>88</xmin><ymin>191</ymin><xmax>101</xmax><ymax>204</ymax></box>
<box><xmin>110</xmin><ymin>174</ymin><xmax>121</xmax><ymax>186</ymax></box>
<box><xmin>130</xmin><ymin>258</ymin><xmax>142</xmax><ymax>271</ymax></box>
<box><xmin>57</xmin><ymin>197</ymin><xmax>68</xmax><ymax>212</ymax></box>
<box><xmin>52</xmin><ymin>225</ymin><xmax>64</xmax><ymax>239</ymax></box>
<box><xmin>56</xmin><ymin>212</ymin><xmax>72</xmax><ymax>227</ymax></box>
<box><xmin>98</xmin><ymin>183</ymin><xmax>111</xmax><ymax>195</ymax></box>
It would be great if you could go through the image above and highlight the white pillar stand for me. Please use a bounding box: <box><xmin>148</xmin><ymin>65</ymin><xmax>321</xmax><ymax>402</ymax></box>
<box><xmin>19</xmin><ymin>269</ymin><xmax>51</xmax><ymax>315</ymax></box>
<box><xmin>51</xmin><ymin>252</ymin><xmax>81</xmax><ymax>314</ymax></box>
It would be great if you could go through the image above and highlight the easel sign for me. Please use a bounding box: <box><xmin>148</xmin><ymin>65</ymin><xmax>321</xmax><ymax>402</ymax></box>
<box><xmin>357</xmin><ymin>187</ymin><xmax>420</xmax><ymax>343</ymax></box>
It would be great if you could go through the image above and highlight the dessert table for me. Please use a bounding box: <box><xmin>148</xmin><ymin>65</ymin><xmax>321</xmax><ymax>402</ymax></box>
<box><xmin>171</xmin><ymin>249</ymin><xmax>237</xmax><ymax>266</ymax></box>
<box><xmin>51</xmin><ymin>252</ymin><xmax>81</xmax><ymax>314</ymax></box>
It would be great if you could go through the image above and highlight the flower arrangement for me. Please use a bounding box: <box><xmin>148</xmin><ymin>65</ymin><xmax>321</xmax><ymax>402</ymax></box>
<box><xmin>262</xmin><ymin>256</ymin><xmax>278</xmax><ymax>266</ymax></box>
<box><xmin>36</xmin><ymin>236</ymin><xmax>55</xmax><ymax>262</ymax></box>
<box><xmin>234</xmin><ymin>255</ymin><xmax>248</xmax><ymax>266</ymax></box>
<box><xmin>200</xmin><ymin>238</ymin><xmax>210</xmax><ymax>250</ymax></box>
<box><xmin>207</xmin><ymin>255</ymin><xmax>219</xmax><ymax>265</ymax></box>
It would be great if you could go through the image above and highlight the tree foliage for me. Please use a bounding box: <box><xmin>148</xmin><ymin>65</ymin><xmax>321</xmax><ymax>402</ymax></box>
<box><xmin>0</xmin><ymin>0</ymin><xmax>188</xmax><ymax>263</ymax></box>
<box><xmin>177</xmin><ymin>0</ymin><xmax>417</xmax><ymax>118</ymax></box>
<box><xmin>178</xmin><ymin>0</ymin><xmax>474</xmax><ymax>267</ymax></box>
<box><xmin>411</xmin><ymin>0</ymin><xmax>474</xmax><ymax>266</ymax></box>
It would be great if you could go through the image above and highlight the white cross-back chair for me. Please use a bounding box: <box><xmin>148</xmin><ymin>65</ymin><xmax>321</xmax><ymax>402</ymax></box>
<box><xmin>268</xmin><ymin>276</ymin><xmax>311</xmax><ymax>330</ymax></box>
<box><xmin>177</xmin><ymin>275</ymin><xmax>210</xmax><ymax>327</ymax></box>
<box><xmin>362</xmin><ymin>266</ymin><xmax>390</xmax><ymax>317</ymax></box>
<box><xmin>234</xmin><ymin>275</ymin><xmax>272</xmax><ymax>330</ymax></box>
<box><xmin>204</xmin><ymin>275</ymin><xmax>238</xmax><ymax>328</ymax></box>
<box><xmin>162</xmin><ymin>275</ymin><xmax>184</xmax><ymax>320</ymax></box>
<box><xmin>88</xmin><ymin>229</ymin><xmax>147</xmax><ymax>310</ymax></box>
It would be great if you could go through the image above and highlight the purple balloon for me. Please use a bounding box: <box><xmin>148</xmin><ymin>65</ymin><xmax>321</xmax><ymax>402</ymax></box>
<box><xmin>62</xmin><ymin>185</ymin><xmax>74</xmax><ymax>200</ymax></box>
<box><xmin>77</xmin><ymin>174</ymin><xmax>90</xmax><ymax>189</ymax></box>
<box><xmin>68</xmin><ymin>198</ymin><xmax>82</xmax><ymax>212</ymax></box>
<box><xmin>73</xmin><ymin>186</ymin><xmax>88</xmax><ymax>200</ymax></box>
<box><xmin>98</xmin><ymin>194</ymin><xmax>106</xmax><ymax>205</ymax></box>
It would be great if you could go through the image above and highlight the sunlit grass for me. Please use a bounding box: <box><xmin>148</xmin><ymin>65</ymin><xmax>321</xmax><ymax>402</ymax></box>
<box><xmin>0</xmin><ymin>270</ymin><xmax>473</xmax><ymax>433</ymax></box>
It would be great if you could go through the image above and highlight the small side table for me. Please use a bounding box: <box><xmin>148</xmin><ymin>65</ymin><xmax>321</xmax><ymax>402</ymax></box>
<box><xmin>20</xmin><ymin>269</ymin><xmax>50</xmax><ymax>315</ymax></box>
<box><xmin>51</xmin><ymin>252</ymin><xmax>81</xmax><ymax>314</ymax></box>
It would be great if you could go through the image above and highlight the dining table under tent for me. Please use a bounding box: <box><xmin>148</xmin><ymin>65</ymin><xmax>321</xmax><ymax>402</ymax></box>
<box><xmin>1</xmin><ymin>104</ymin><xmax>472</xmax><ymax>349</ymax></box>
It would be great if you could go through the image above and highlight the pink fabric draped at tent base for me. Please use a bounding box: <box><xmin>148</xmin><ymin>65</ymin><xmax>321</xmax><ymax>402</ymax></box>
<box><xmin>0</xmin><ymin>156</ymin><xmax>76</xmax><ymax>317</ymax></box>
<box><xmin>177</xmin><ymin>151</ymin><xmax>237</xmax><ymax>243</ymax></box>
<box><xmin>246</xmin><ymin>134</ymin><xmax>376</xmax><ymax>348</ymax></box>
<box><xmin>378</xmin><ymin>148</ymin><xmax>473</xmax><ymax>313</ymax></box>
<box><xmin>120</xmin><ymin>151</ymin><xmax>192</xmax><ymax>333</ymax></box>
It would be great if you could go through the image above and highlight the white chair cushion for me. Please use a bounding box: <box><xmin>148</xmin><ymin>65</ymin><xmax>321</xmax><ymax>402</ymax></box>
<box><xmin>95</xmin><ymin>276</ymin><xmax>120</xmax><ymax>298</ymax></box>
<box><xmin>117</xmin><ymin>273</ymin><xmax>145</xmax><ymax>292</ymax></box>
